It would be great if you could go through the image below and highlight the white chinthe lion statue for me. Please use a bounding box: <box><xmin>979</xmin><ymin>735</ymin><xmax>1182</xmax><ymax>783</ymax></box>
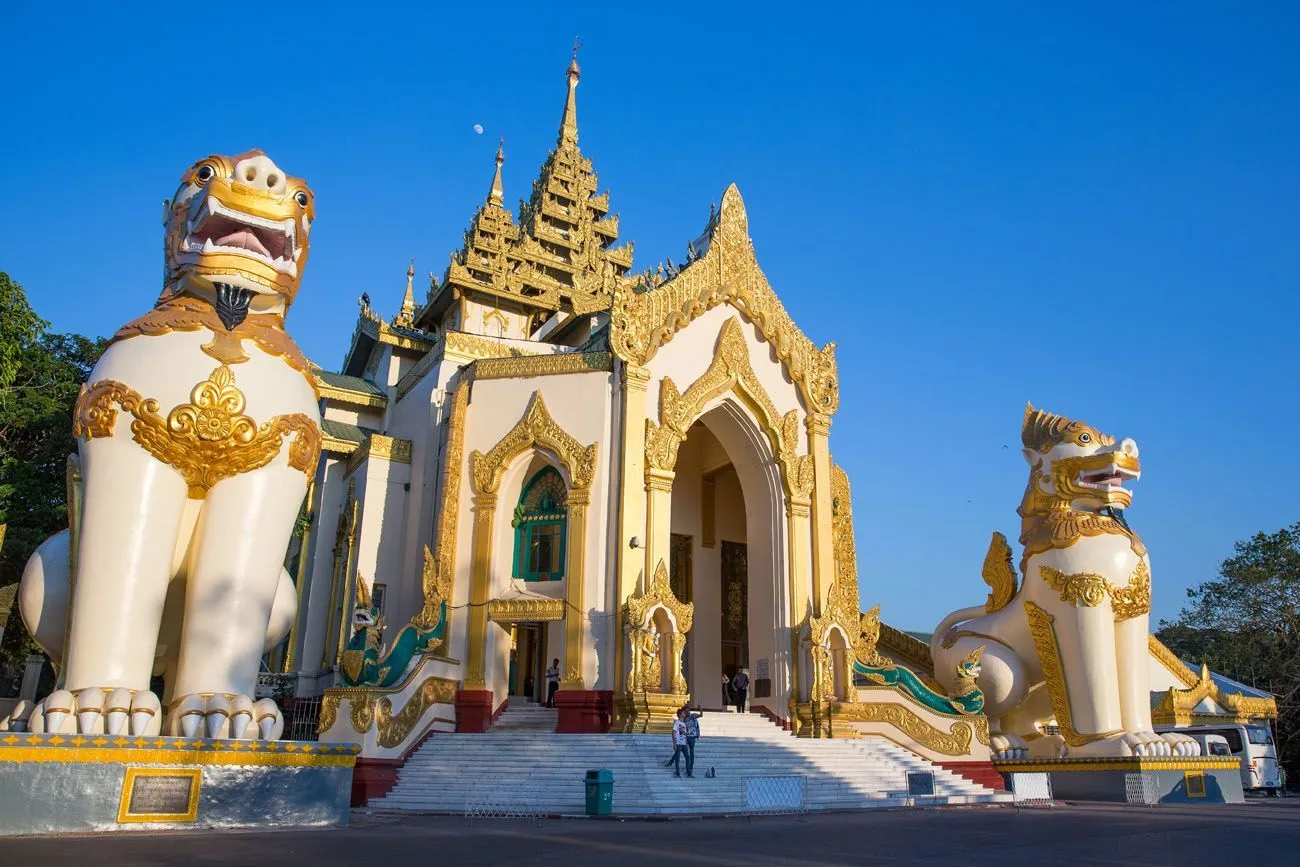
<box><xmin>930</xmin><ymin>404</ymin><xmax>1198</xmax><ymax>759</ymax></box>
<box><xmin>10</xmin><ymin>151</ymin><xmax>320</xmax><ymax>740</ymax></box>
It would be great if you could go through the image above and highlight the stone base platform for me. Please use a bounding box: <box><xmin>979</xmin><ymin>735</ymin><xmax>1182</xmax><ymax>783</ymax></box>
<box><xmin>994</xmin><ymin>756</ymin><xmax>1244</xmax><ymax>805</ymax></box>
<box><xmin>0</xmin><ymin>732</ymin><xmax>359</xmax><ymax>835</ymax></box>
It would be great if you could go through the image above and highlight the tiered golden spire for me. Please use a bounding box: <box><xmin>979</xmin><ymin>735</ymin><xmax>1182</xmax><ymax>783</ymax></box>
<box><xmin>488</xmin><ymin>138</ymin><xmax>505</xmax><ymax>206</ymax></box>
<box><xmin>416</xmin><ymin>49</ymin><xmax>634</xmax><ymax>334</ymax></box>
<box><xmin>559</xmin><ymin>38</ymin><xmax>581</xmax><ymax>147</ymax></box>
<box><xmin>393</xmin><ymin>259</ymin><xmax>417</xmax><ymax>328</ymax></box>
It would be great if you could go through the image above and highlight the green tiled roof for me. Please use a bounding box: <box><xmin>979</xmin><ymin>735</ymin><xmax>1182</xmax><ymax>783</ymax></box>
<box><xmin>315</xmin><ymin>370</ymin><xmax>385</xmax><ymax>397</ymax></box>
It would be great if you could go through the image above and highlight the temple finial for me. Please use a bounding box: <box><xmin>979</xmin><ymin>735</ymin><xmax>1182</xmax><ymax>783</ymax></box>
<box><xmin>488</xmin><ymin>138</ymin><xmax>505</xmax><ymax>206</ymax></box>
<box><xmin>559</xmin><ymin>39</ymin><xmax>582</xmax><ymax>146</ymax></box>
<box><xmin>395</xmin><ymin>258</ymin><xmax>417</xmax><ymax>327</ymax></box>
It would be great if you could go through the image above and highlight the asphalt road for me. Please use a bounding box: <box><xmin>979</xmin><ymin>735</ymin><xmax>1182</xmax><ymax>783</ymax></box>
<box><xmin>3</xmin><ymin>799</ymin><xmax>1298</xmax><ymax>866</ymax></box>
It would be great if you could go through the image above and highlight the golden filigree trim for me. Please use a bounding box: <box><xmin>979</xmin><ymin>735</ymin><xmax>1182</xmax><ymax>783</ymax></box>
<box><xmin>75</xmin><ymin>366</ymin><xmax>320</xmax><ymax>498</ymax></box>
<box><xmin>823</xmin><ymin>701</ymin><xmax>987</xmax><ymax>755</ymax></box>
<box><xmin>487</xmin><ymin>597</ymin><xmax>565</xmax><ymax>622</ymax></box>
<box><xmin>112</xmin><ymin>292</ymin><xmax>317</xmax><ymax>396</ymax></box>
<box><xmin>644</xmin><ymin>317</ymin><xmax>813</xmax><ymax>500</ymax></box>
<box><xmin>430</xmin><ymin>376</ymin><xmax>470</xmax><ymax>646</ymax></box>
<box><xmin>470</xmin><ymin>392</ymin><xmax>598</xmax><ymax>494</ymax></box>
<box><xmin>1024</xmin><ymin>601</ymin><xmax>1121</xmax><ymax>747</ymax></box>
<box><xmin>335</xmin><ymin>676</ymin><xmax>457</xmax><ymax>747</ymax></box>
<box><xmin>609</xmin><ymin>185</ymin><xmax>838</xmax><ymax>413</ymax></box>
<box><xmin>1038</xmin><ymin>561</ymin><xmax>1151</xmax><ymax>620</ymax></box>
<box><xmin>475</xmin><ymin>352</ymin><xmax>613</xmax><ymax>380</ymax></box>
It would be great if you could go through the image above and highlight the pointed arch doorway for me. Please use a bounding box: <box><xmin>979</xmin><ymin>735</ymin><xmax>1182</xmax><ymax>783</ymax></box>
<box><xmin>667</xmin><ymin>401</ymin><xmax>789</xmax><ymax>714</ymax></box>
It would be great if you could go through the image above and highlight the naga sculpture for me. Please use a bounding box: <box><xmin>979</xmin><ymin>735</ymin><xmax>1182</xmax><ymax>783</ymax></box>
<box><xmin>855</xmin><ymin>605</ymin><xmax>985</xmax><ymax>717</ymax></box>
<box><xmin>930</xmin><ymin>405</ymin><xmax>1198</xmax><ymax>759</ymax></box>
<box><xmin>16</xmin><ymin>151</ymin><xmax>320</xmax><ymax>739</ymax></box>
<box><xmin>340</xmin><ymin>547</ymin><xmax>449</xmax><ymax>688</ymax></box>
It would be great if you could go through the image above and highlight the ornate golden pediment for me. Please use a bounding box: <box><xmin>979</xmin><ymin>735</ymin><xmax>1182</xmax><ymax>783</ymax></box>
<box><xmin>610</xmin><ymin>185</ymin><xmax>838</xmax><ymax>414</ymax></box>
<box><xmin>469</xmin><ymin>392</ymin><xmax>598</xmax><ymax>494</ymax></box>
<box><xmin>644</xmin><ymin>317</ymin><xmax>814</xmax><ymax>500</ymax></box>
<box><xmin>625</xmin><ymin>559</ymin><xmax>694</xmax><ymax>634</ymax></box>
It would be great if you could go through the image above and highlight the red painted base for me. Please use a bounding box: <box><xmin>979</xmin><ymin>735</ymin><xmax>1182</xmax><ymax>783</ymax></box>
<box><xmin>350</xmin><ymin>758</ymin><xmax>401</xmax><ymax>806</ymax></box>
<box><xmin>455</xmin><ymin>689</ymin><xmax>494</xmax><ymax>733</ymax></box>
<box><xmin>750</xmin><ymin>705</ymin><xmax>793</xmax><ymax>731</ymax></box>
<box><xmin>554</xmin><ymin>689</ymin><xmax>613</xmax><ymax>733</ymax></box>
<box><xmin>937</xmin><ymin>760</ymin><xmax>1007</xmax><ymax>791</ymax></box>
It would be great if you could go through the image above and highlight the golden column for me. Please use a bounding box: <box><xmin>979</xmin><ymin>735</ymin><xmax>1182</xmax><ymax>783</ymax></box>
<box><xmin>561</xmin><ymin>489</ymin><xmax>590</xmax><ymax>688</ymax></box>
<box><xmin>785</xmin><ymin>494</ymin><xmax>812</xmax><ymax>702</ymax></box>
<box><xmin>613</xmin><ymin>364</ymin><xmax>651</xmax><ymax>693</ymax></box>
<box><xmin>464</xmin><ymin>492</ymin><xmax>498</xmax><ymax>688</ymax></box>
<box><xmin>806</xmin><ymin>412</ymin><xmax>835</xmax><ymax>613</ymax></box>
<box><xmin>644</xmin><ymin>467</ymin><xmax>676</xmax><ymax>589</ymax></box>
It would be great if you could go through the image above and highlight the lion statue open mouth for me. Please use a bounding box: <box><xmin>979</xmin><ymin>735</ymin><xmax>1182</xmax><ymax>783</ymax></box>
<box><xmin>928</xmin><ymin>404</ymin><xmax>1199</xmax><ymax>760</ymax></box>
<box><xmin>11</xmin><ymin>151</ymin><xmax>321</xmax><ymax>741</ymax></box>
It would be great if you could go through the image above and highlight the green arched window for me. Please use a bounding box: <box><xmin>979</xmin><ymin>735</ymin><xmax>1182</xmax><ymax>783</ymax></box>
<box><xmin>512</xmin><ymin>467</ymin><xmax>567</xmax><ymax>582</ymax></box>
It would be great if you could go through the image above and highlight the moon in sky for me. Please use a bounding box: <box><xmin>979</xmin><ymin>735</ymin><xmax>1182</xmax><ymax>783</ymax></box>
<box><xmin>473</xmin><ymin>124</ymin><xmax>484</xmax><ymax>135</ymax></box>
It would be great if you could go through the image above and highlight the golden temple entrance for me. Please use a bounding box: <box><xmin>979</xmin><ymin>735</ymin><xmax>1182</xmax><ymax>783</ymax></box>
<box><xmin>720</xmin><ymin>540</ymin><xmax>749</xmax><ymax>686</ymax></box>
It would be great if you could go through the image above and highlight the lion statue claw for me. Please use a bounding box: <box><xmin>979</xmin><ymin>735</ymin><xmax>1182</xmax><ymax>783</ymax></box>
<box><xmin>13</xmin><ymin>152</ymin><xmax>319</xmax><ymax>739</ymax></box>
<box><xmin>929</xmin><ymin>404</ymin><xmax>1199</xmax><ymax>760</ymax></box>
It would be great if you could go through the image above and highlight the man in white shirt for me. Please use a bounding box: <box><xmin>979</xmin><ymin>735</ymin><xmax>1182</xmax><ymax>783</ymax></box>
<box><xmin>545</xmin><ymin>658</ymin><xmax>560</xmax><ymax>708</ymax></box>
<box><xmin>670</xmin><ymin>709</ymin><xmax>691</xmax><ymax>778</ymax></box>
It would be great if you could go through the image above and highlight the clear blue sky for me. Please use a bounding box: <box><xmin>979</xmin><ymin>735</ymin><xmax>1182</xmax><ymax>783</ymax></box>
<box><xmin>3</xmin><ymin>3</ymin><xmax>1297</xmax><ymax>630</ymax></box>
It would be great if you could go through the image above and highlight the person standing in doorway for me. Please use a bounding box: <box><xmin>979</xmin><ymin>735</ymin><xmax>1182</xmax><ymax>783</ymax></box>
<box><xmin>545</xmin><ymin>658</ymin><xmax>560</xmax><ymax>708</ymax></box>
<box><xmin>721</xmin><ymin>672</ymin><xmax>731</xmax><ymax>709</ymax></box>
<box><xmin>731</xmin><ymin>667</ymin><xmax>749</xmax><ymax>713</ymax></box>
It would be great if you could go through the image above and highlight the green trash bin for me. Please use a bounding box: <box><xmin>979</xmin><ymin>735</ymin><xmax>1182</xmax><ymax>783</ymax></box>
<box><xmin>584</xmin><ymin>768</ymin><xmax>613</xmax><ymax>816</ymax></box>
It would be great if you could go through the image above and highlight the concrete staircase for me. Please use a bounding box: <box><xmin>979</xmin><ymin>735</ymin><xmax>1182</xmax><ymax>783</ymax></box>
<box><xmin>368</xmin><ymin>705</ymin><xmax>1011</xmax><ymax>815</ymax></box>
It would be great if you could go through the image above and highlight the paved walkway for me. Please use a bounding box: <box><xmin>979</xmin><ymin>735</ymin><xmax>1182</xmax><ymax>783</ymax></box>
<box><xmin>4</xmin><ymin>799</ymin><xmax>1297</xmax><ymax>866</ymax></box>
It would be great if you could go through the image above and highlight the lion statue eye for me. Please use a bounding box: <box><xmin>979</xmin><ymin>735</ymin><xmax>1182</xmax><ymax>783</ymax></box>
<box><xmin>1079</xmin><ymin>432</ymin><xmax>1091</xmax><ymax>444</ymax></box>
<box><xmin>196</xmin><ymin>164</ymin><xmax>215</xmax><ymax>183</ymax></box>
<box><xmin>293</xmin><ymin>191</ymin><xmax>309</xmax><ymax>208</ymax></box>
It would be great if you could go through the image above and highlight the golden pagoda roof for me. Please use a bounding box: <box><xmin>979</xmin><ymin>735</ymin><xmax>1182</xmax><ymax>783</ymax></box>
<box><xmin>417</xmin><ymin>51</ymin><xmax>633</xmax><ymax>328</ymax></box>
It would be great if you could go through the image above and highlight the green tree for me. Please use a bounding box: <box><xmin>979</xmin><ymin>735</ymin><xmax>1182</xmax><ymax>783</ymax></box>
<box><xmin>1158</xmin><ymin>522</ymin><xmax>1300</xmax><ymax>783</ymax></box>
<box><xmin>0</xmin><ymin>272</ymin><xmax>105</xmax><ymax>692</ymax></box>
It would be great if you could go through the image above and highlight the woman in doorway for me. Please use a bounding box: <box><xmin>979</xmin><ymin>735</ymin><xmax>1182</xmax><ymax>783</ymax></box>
<box><xmin>721</xmin><ymin>672</ymin><xmax>731</xmax><ymax>709</ymax></box>
<box><xmin>545</xmin><ymin>658</ymin><xmax>560</xmax><ymax>708</ymax></box>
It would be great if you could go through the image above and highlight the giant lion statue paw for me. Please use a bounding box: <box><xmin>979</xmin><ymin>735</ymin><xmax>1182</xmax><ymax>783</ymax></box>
<box><xmin>1069</xmin><ymin>730</ymin><xmax>1171</xmax><ymax>758</ymax></box>
<box><xmin>28</xmin><ymin>688</ymin><xmax>161</xmax><ymax>736</ymax></box>
<box><xmin>990</xmin><ymin>734</ymin><xmax>1030</xmax><ymax>760</ymax></box>
<box><xmin>166</xmin><ymin>694</ymin><xmax>283</xmax><ymax>740</ymax></box>
<box><xmin>1160</xmin><ymin>731</ymin><xmax>1201</xmax><ymax>757</ymax></box>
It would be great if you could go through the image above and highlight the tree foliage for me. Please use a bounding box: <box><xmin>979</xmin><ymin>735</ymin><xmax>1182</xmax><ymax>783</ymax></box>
<box><xmin>1158</xmin><ymin>522</ymin><xmax>1300</xmax><ymax>782</ymax></box>
<box><xmin>0</xmin><ymin>272</ymin><xmax>105</xmax><ymax>692</ymax></box>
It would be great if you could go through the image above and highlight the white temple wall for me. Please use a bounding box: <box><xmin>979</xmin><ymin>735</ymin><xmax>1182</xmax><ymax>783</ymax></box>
<box><xmin>452</xmin><ymin>370</ymin><xmax>616</xmax><ymax>694</ymax></box>
<box><xmin>299</xmin><ymin>456</ymin><xmax>352</xmax><ymax>677</ymax></box>
<box><xmin>351</xmin><ymin>454</ymin><xmax>411</xmax><ymax>628</ymax></box>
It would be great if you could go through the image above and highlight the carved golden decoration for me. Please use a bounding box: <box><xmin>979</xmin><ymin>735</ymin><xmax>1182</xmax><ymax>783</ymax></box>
<box><xmin>1110</xmin><ymin>561</ymin><xmax>1151</xmax><ymax>620</ymax></box>
<box><xmin>820</xmin><ymin>702</ymin><xmax>986</xmax><ymax>755</ymax></box>
<box><xmin>74</xmin><ymin>366</ymin><xmax>320</xmax><ymax>499</ymax></box>
<box><xmin>610</xmin><ymin>185</ymin><xmax>837</xmax><ymax>414</ymax></box>
<box><xmin>1038</xmin><ymin>562</ymin><xmax>1151</xmax><ymax>620</ymax></box>
<box><xmin>373</xmin><ymin>677</ymin><xmax>457</xmax><ymax>748</ymax></box>
<box><xmin>470</xmin><ymin>392</ymin><xmax>598</xmax><ymax>494</ymax></box>
<box><xmin>1024</xmin><ymin>601</ymin><xmax>1121</xmax><ymax>747</ymax></box>
<box><xmin>346</xmin><ymin>433</ymin><xmax>413</xmax><ymax>475</ymax></box>
<box><xmin>1148</xmin><ymin>635</ymin><xmax>1200</xmax><ymax>689</ymax></box>
<box><xmin>645</xmin><ymin>317</ymin><xmax>814</xmax><ymax>500</ymax></box>
<box><xmin>111</xmin><ymin>292</ymin><xmax>317</xmax><ymax>396</ymax></box>
<box><xmin>1019</xmin><ymin>509</ymin><xmax>1147</xmax><ymax>574</ymax></box>
<box><xmin>625</xmin><ymin>560</ymin><xmax>694</xmax><ymax>634</ymax></box>
<box><xmin>409</xmin><ymin>545</ymin><xmax>450</xmax><ymax>633</ymax></box>
<box><xmin>475</xmin><ymin>352</ymin><xmax>612</xmax><ymax>380</ymax></box>
<box><xmin>430</xmin><ymin>376</ymin><xmax>470</xmax><ymax>646</ymax></box>
<box><xmin>1147</xmin><ymin>637</ymin><xmax>1278</xmax><ymax>724</ymax></box>
<box><xmin>487</xmin><ymin>597</ymin><xmax>566</xmax><ymax>622</ymax></box>
<box><xmin>982</xmin><ymin>532</ymin><xmax>1018</xmax><ymax>613</ymax></box>
<box><xmin>444</xmin><ymin>331</ymin><xmax>546</xmax><ymax>361</ymax></box>
<box><xmin>315</xmin><ymin>380</ymin><xmax>387</xmax><ymax>409</ymax></box>
<box><xmin>317</xmin><ymin>693</ymin><xmax>339</xmax><ymax>734</ymax></box>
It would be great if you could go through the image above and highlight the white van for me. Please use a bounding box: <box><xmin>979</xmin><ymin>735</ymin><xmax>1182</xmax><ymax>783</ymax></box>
<box><xmin>1156</xmin><ymin>723</ymin><xmax>1282</xmax><ymax>795</ymax></box>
